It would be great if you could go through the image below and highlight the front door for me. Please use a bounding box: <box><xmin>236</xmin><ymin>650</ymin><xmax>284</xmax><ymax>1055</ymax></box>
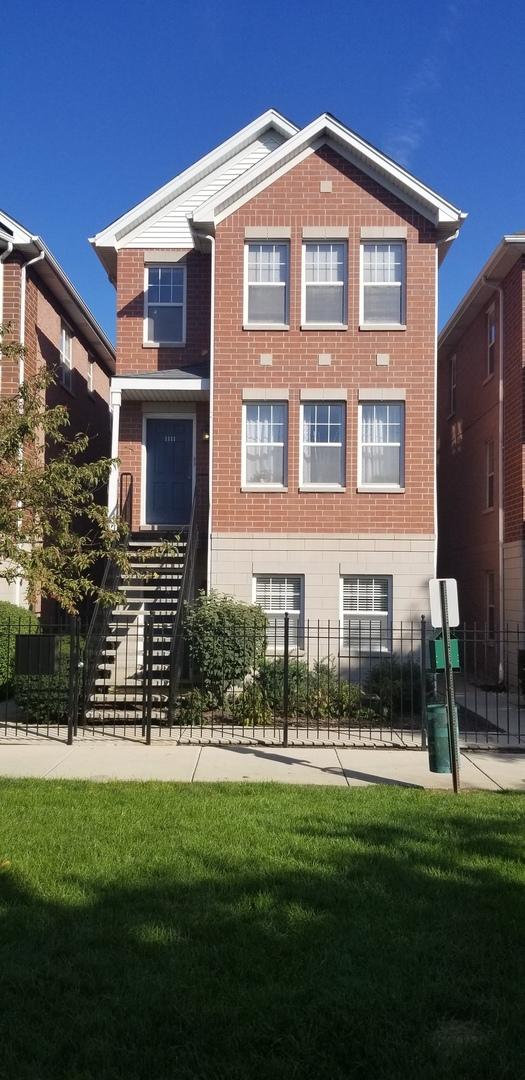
<box><xmin>145</xmin><ymin>417</ymin><xmax>193</xmax><ymax>525</ymax></box>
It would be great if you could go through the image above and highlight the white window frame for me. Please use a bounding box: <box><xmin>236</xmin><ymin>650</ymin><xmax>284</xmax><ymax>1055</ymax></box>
<box><xmin>485</xmin><ymin>439</ymin><xmax>495</xmax><ymax>510</ymax></box>
<box><xmin>340</xmin><ymin>575</ymin><xmax>393</xmax><ymax>654</ymax></box>
<box><xmin>299</xmin><ymin>401</ymin><xmax>346</xmax><ymax>490</ymax></box>
<box><xmin>253</xmin><ymin>574</ymin><xmax>304</xmax><ymax>651</ymax></box>
<box><xmin>143</xmin><ymin>264</ymin><xmax>187</xmax><ymax>347</ymax></box>
<box><xmin>359</xmin><ymin>241</ymin><xmax>406</xmax><ymax>329</ymax></box>
<box><xmin>487</xmin><ymin>306</ymin><xmax>496</xmax><ymax>379</ymax></box>
<box><xmin>87</xmin><ymin>357</ymin><xmax>94</xmax><ymax>395</ymax></box>
<box><xmin>449</xmin><ymin>354</ymin><xmax>456</xmax><ymax>417</ymax></box>
<box><xmin>357</xmin><ymin>401</ymin><xmax>405</xmax><ymax>491</ymax></box>
<box><xmin>301</xmin><ymin>241</ymin><xmax>347</xmax><ymax>328</ymax></box>
<box><xmin>243</xmin><ymin>242</ymin><xmax>289</xmax><ymax>329</ymax></box>
<box><xmin>241</xmin><ymin>400</ymin><xmax>288</xmax><ymax>490</ymax></box>
<box><xmin>59</xmin><ymin>320</ymin><xmax>73</xmax><ymax>393</ymax></box>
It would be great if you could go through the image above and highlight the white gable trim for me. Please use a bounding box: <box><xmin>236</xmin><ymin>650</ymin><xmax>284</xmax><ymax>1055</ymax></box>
<box><xmin>91</xmin><ymin>110</ymin><xmax>298</xmax><ymax>248</ymax></box>
<box><xmin>193</xmin><ymin>114</ymin><xmax>465</xmax><ymax>229</ymax></box>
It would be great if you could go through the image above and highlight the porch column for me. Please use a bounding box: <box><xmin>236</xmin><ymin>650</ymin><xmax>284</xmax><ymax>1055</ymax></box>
<box><xmin>107</xmin><ymin>387</ymin><xmax>122</xmax><ymax>519</ymax></box>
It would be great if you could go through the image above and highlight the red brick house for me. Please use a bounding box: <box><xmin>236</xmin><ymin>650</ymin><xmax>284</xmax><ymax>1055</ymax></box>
<box><xmin>90</xmin><ymin>109</ymin><xmax>465</xmax><ymax>665</ymax></box>
<box><xmin>0</xmin><ymin>209</ymin><xmax>114</xmax><ymax>609</ymax></box>
<box><xmin>438</xmin><ymin>234</ymin><xmax>525</xmax><ymax>681</ymax></box>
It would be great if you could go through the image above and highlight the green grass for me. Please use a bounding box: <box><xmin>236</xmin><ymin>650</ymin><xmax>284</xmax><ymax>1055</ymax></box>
<box><xmin>1</xmin><ymin>781</ymin><xmax>524</xmax><ymax>1079</ymax></box>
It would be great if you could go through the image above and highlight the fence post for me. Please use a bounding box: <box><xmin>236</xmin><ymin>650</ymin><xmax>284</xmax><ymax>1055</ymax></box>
<box><xmin>282</xmin><ymin>612</ymin><xmax>289</xmax><ymax>748</ymax></box>
<box><xmin>67</xmin><ymin>615</ymin><xmax>80</xmax><ymax>746</ymax></box>
<box><xmin>420</xmin><ymin>615</ymin><xmax>427</xmax><ymax>750</ymax></box>
<box><xmin>144</xmin><ymin>614</ymin><xmax>153</xmax><ymax>745</ymax></box>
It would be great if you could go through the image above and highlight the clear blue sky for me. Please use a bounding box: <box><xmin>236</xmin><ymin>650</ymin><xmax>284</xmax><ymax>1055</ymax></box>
<box><xmin>3</xmin><ymin>0</ymin><xmax>525</xmax><ymax>340</ymax></box>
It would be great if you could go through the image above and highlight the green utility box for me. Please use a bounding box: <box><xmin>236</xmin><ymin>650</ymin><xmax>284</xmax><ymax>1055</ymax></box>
<box><xmin>428</xmin><ymin>636</ymin><xmax>460</xmax><ymax>672</ymax></box>
<box><xmin>426</xmin><ymin>703</ymin><xmax>451</xmax><ymax>773</ymax></box>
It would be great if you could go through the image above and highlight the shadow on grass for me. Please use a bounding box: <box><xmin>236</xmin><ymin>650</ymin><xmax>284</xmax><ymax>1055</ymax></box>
<box><xmin>0</xmin><ymin>789</ymin><xmax>524</xmax><ymax>1079</ymax></box>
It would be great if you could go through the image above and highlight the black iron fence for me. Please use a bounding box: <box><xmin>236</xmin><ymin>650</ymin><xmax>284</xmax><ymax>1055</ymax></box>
<box><xmin>1</xmin><ymin>612</ymin><xmax>524</xmax><ymax>746</ymax></box>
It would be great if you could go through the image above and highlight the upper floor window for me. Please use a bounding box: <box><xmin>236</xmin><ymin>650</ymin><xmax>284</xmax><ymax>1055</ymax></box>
<box><xmin>485</xmin><ymin>440</ymin><xmax>495</xmax><ymax>510</ymax></box>
<box><xmin>449</xmin><ymin>354</ymin><xmax>457</xmax><ymax>416</ymax></box>
<box><xmin>302</xmin><ymin>242</ymin><xmax>346</xmax><ymax>326</ymax></box>
<box><xmin>487</xmin><ymin>307</ymin><xmax>496</xmax><ymax>378</ymax></box>
<box><xmin>342</xmin><ymin>575</ymin><xmax>392</xmax><ymax>653</ymax></box>
<box><xmin>59</xmin><ymin>321</ymin><xmax>73</xmax><ymax>392</ymax></box>
<box><xmin>361</xmin><ymin>242</ymin><xmax>405</xmax><ymax>327</ymax></box>
<box><xmin>301</xmin><ymin>401</ymin><xmax>345</xmax><ymax>487</ymax></box>
<box><xmin>243</xmin><ymin>401</ymin><xmax>287</xmax><ymax>487</ymax></box>
<box><xmin>145</xmin><ymin>265</ymin><xmax>186</xmax><ymax>345</ymax></box>
<box><xmin>358</xmin><ymin>401</ymin><xmax>405</xmax><ymax>489</ymax></box>
<box><xmin>244</xmin><ymin>243</ymin><xmax>289</xmax><ymax>327</ymax></box>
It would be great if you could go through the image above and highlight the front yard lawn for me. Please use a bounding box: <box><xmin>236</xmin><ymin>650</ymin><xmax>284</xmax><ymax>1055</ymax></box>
<box><xmin>0</xmin><ymin>780</ymin><xmax>524</xmax><ymax>1079</ymax></box>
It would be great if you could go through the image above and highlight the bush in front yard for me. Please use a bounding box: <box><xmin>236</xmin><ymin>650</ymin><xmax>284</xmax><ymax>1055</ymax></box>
<box><xmin>182</xmin><ymin>592</ymin><xmax>267</xmax><ymax>706</ymax></box>
<box><xmin>0</xmin><ymin>601</ymin><xmax>39</xmax><ymax>695</ymax></box>
<box><xmin>364</xmin><ymin>655</ymin><xmax>431</xmax><ymax>720</ymax></box>
<box><xmin>13</xmin><ymin>631</ymin><xmax>82</xmax><ymax>724</ymax></box>
<box><xmin>256</xmin><ymin>657</ymin><xmax>374</xmax><ymax>722</ymax></box>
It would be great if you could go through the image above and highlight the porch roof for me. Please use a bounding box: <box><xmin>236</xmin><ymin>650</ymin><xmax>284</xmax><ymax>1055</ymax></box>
<box><xmin>113</xmin><ymin>364</ymin><xmax>209</xmax><ymax>402</ymax></box>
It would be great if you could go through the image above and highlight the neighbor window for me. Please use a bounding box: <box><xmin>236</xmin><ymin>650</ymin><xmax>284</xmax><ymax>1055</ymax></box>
<box><xmin>303</xmin><ymin>242</ymin><xmax>346</xmax><ymax>325</ymax></box>
<box><xmin>487</xmin><ymin>307</ymin><xmax>496</xmax><ymax>377</ymax></box>
<box><xmin>59</xmin><ymin>321</ymin><xmax>73</xmax><ymax>392</ymax></box>
<box><xmin>359</xmin><ymin>402</ymin><xmax>404</xmax><ymax>488</ymax></box>
<box><xmin>245</xmin><ymin>242</ymin><xmax>289</xmax><ymax>326</ymax></box>
<box><xmin>486</xmin><ymin>571</ymin><xmax>496</xmax><ymax>641</ymax></box>
<box><xmin>361</xmin><ymin>241</ymin><xmax>405</xmax><ymax>326</ymax></box>
<box><xmin>244</xmin><ymin>401</ymin><xmax>287</xmax><ymax>486</ymax></box>
<box><xmin>145</xmin><ymin>265</ymin><xmax>186</xmax><ymax>344</ymax></box>
<box><xmin>301</xmin><ymin>401</ymin><xmax>345</xmax><ymax>487</ymax></box>
<box><xmin>485</xmin><ymin>440</ymin><xmax>495</xmax><ymax>509</ymax></box>
<box><xmin>449</xmin><ymin>354</ymin><xmax>457</xmax><ymax>416</ymax></box>
<box><xmin>255</xmin><ymin>574</ymin><xmax>303</xmax><ymax>649</ymax></box>
<box><xmin>342</xmin><ymin>575</ymin><xmax>392</xmax><ymax>653</ymax></box>
<box><xmin>87</xmin><ymin>357</ymin><xmax>94</xmax><ymax>394</ymax></box>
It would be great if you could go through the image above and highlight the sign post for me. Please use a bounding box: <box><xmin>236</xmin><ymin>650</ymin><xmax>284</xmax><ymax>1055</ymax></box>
<box><xmin>429</xmin><ymin>578</ymin><xmax>461</xmax><ymax>794</ymax></box>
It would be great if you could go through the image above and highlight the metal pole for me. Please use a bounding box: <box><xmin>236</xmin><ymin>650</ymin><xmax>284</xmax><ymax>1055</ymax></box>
<box><xmin>66</xmin><ymin>615</ymin><xmax>78</xmax><ymax>746</ymax></box>
<box><xmin>282</xmin><ymin>612</ymin><xmax>289</xmax><ymax>748</ymax></box>
<box><xmin>420</xmin><ymin>615</ymin><xmax>427</xmax><ymax>751</ymax></box>
<box><xmin>439</xmin><ymin>580</ymin><xmax>461</xmax><ymax>793</ymax></box>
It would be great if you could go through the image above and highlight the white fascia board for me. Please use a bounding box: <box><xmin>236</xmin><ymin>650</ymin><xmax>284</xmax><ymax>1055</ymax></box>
<box><xmin>113</xmin><ymin>376</ymin><xmax>210</xmax><ymax>394</ymax></box>
<box><xmin>439</xmin><ymin>235</ymin><xmax>525</xmax><ymax>350</ymax></box>
<box><xmin>90</xmin><ymin>110</ymin><xmax>298</xmax><ymax>248</ymax></box>
<box><xmin>194</xmin><ymin>113</ymin><xmax>466</xmax><ymax>228</ymax></box>
<box><xmin>0</xmin><ymin>208</ymin><xmax>34</xmax><ymax>245</ymax></box>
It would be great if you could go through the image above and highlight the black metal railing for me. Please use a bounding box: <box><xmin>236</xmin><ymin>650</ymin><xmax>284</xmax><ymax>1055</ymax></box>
<box><xmin>161</xmin><ymin>483</ymin><xmax>201</xmax><ymax>736</ymax></box>
<box><xmin>0</xmin><ymin>615</ymin><xmax>83</xmax><ymax>742</ymax></box>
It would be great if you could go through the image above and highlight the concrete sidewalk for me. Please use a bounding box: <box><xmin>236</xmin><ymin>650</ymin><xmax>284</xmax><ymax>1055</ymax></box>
<box><xmin>0</xmin><ymin>739</ymin><xmax>524</xmax><ymax>789</ymax></box>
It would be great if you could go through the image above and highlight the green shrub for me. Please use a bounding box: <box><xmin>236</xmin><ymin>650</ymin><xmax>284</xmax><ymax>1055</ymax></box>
<box><xmin>182</xmin><ymin>591</ymin><xmax>267</xmax><ymax>706</ymax></box>
<box><xmin>0</xmin><ymin>601</ymin><xmax>39</xmax><ymax>695</ymax></box>
<box><xmin>364</xmin><ymin>655</ymin><xmax>431</xmax><ymax>720</ymax></box>
<box><xmin>13</xmin><ymin>632</ymin><xmax>82</xmax><ymax>724</ymax></box>
<box><xmin>228</xmin><ymin>681</ymin><xmax>273</xmax><ymax>725</ymax></box>
<box><xmin>257</xmin><ymin>657</ymin><xmax>374</xmax><ymax>722</ymax></box>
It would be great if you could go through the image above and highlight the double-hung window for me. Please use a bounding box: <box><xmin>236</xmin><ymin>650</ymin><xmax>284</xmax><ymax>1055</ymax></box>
<box><xmin>302</xmin><ymin>242</ymin><xmax>346</xmax><ymax>326</ymax></box>
<box><xmin>487</xmin><ymin>308</ymin><xmax>496</xmax><ymax>378</ymax></box>
<box><xmin>59</xmin><ymin>321</ymin><xmax>73</xmax><ymax>392</ymax></box>
<box><xmin>342</xmin><ymin>575</ymin><xmax>392</xmax><ymax>653</ymax></box>
<box><xmin>485</xmin><ymin>440</ymin><xmax>495</xmax><ymax>509</ymax></box>
<box><xmin>361</xmin><ymin>242</ymin><xmax>405</xmax><ymax>326</ymax></box>
<box><xmin>255</xmin><ymin>574</ymin><xmax>303</xmax><ymax>649</ymax></box>
<box><xmin>145</xmin><ymin>265</ymin><xmax>186</xmax><ymax>345</ymax></box>
<box><xmin>245</xmin><ymin>243</ymin><xmax>289</xmax><ymax>327</ymax></box>
<box><xmin>359</xmin><ymin>402</ymin><xmax>405</xmax><ymax>488</ymax></box>
<box><xmin>244</xmin><ymin>401</ymin><xmax>287</xmax><ymax>487</ymax></box>
<box><xmin>301</xmin><ymin>402</ymin><xmax>345</xmax><ymax>487</ymax></box>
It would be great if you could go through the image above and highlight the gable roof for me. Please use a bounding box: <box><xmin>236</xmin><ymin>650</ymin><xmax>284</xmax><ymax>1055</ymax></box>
<box><xmin>0</xmin><ymin>209</ymin><xmax>115</xmax><ymax>373</ymax></box>
<box><xmin>439</xmin><ymin>234</ymin><xmax>525</xmax><ymax>353</ymax></box>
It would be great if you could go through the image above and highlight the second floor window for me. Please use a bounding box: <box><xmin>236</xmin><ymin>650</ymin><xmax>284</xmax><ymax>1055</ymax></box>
<box><xmin>485</xmin><ymin>440</ymin><xmax>495</xmax><ymax>509</ymax></box>
<box><xmin>146</xmin><ymin>265</ymin><xmax>186</xmax><ymax>345</ymax></box>
<box><xmin>302</xmin><ymin>242</ymin><xmax>346</xmax><ymax>325</ymax></box>
<box><xmin>245</xmin><ymin>243</ymin><xmax>289</xmax><ymax>326</ymax></box>
<box><xmin>361</xmin><ymin>242</ymin><xmax>405</xmax><ymax>326</ymax></box>
<box><xmin>487</xmin><ymin>308</ymin><xmax>496</xmax><ymax>377</ymax></box>
<box><xmin>244</xmin><ymin>401</ymin><xmax>287</xmax><ymax>487</ymax></box>
<box><xmin>301</xmin><ymin>402</ymin><xmax>345</xmax><ymax>487</ymax></box>
<box><xmin>359</xmin><ymin>402</ymin><xmax>404</xmax><ymax>488</ymax></box>
<box><xmin>59</xmin><ymin>322</ymin><xmax>73</xmax><ymax>392</ymax></box>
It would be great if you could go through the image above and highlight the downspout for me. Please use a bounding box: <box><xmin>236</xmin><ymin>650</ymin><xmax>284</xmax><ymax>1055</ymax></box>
<box><xmin>202</xmin><ymin>233</ymin><xmax>215</xmax><ymax>594</ymax></box>
<box><xmin>483</xmin><ymin>276</ymin><xmax>505</xmax><ymax>683</ymax></box>
<box><xmin>16</xmin><ymin>246</ymin><xmax>45</xmax><ymax>606</ymax></box>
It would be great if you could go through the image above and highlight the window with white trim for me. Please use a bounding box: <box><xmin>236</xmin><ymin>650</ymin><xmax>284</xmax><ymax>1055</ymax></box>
<box><xmin>245</xmin><ymin>243</ymin><xmax>289</xmax><ymax>326</ymax></box>
<box><xmin>303</xmin><ymin>242</ymin><xmax>346</xmax><ymax>325</ymax></box>
<box><xmin>145</xmin><ymin>265</ymin><xmax>185</xmax><ymax>344</ymax></box>
<box><xmin>255</xmin><ymin>574</ymin><xmax>303</xmax><ymax>649</ymax></box>
<box><xmin>486</xmin><ymin>571</ymin><xmax>496</xmax><ymax>641</ymax></box>
<box><xmin>342</xmin><ymin>575</ymin><xmax>392</xmax><ymax>653</ymax></box>
<box><xmin>359</xmin><ymin>402</ymin><xmax>404</xmax><ymax>488</ymax></box>
<box><xmin>244</xmin><ymin>401</ymin><xmax>287</xmax><ymax>486</ymax></box>
<box><xmin>59</xmin><ymin>321</ymin><xmax>73</xmax><ymax>392</ymax></box>
<box><xmin>301</xmin><ymin>402</ymin><xmax>345</xmax><ymax>486</ymax></box>
<box><xmin>485</xmin><ymin>440</ymin><xmax>495</xmax><ymax>509</ymax></box>
<box><xmin>449</xmin><ymin>354</ymin><xmax>456</xmax><ymax>416</ymax></box>
<box><xmin>487</xmin><ymin>307</ymin><xmax>496</xmax><ymax>378</ymax></box>
<box><xmin>361</xmin><ymin>241</ymin><xmax>405</xmax><ymax>326</ymax></box>
<box><xmin>87</xmin><ymin>357</ymin><xmax>94</xmax><ymax>394</ymax></box>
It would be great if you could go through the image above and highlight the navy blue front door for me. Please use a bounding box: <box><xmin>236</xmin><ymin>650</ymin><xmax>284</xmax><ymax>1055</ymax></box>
<box><xmin>145</xmin><ymin>418</ymin><xmax>193</xmax><ymax>525</ymax></box>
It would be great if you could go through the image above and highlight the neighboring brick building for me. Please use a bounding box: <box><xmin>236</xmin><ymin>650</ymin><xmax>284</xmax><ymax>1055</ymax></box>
<box><xmin>437</xmin><ymin>235</ymin><xmax>525</xmax><ymax>681</ymax></box>
<box><xmin>0</xmin><ymin>209</ymin><xmax>114</xmax><ymax>608</ymax></box>
<box><xmin>91</xmin><ymin>109</ymin><xmax>465</xmax><ymax>646</ymax></box>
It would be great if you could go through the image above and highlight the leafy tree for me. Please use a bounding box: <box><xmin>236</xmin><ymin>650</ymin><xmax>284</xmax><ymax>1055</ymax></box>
<box><xmin>0</xmin><ymin>325</ymin><xmax>171</xmax><ymax>614</ymax></box>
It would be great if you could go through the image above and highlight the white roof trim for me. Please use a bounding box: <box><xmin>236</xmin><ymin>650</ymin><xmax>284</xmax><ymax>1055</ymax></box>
<box><xmin>90</xmin><ymin>109</ymin><xmax>298</xmax><ymax>248</ymax></box>
<box><xmin>439</xmin><ymin>235</ymin><xmax>525</xmax><ymax>351</ymax></box>
<box><xmin>193</xmin><ymin>113</ymin><xmax>466</xmax><ymax>229</ymax></box>
<box><xmin>113</xmin><ymin>375</ymin><xmax>209</xmax><ymax>393</ymax></box>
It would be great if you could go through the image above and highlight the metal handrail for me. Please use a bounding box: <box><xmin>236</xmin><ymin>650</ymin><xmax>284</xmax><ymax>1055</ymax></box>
<box><xmin>166</xmin><ymin>483</ymin><xmax>202</xmax><ymax>720</ymax></box>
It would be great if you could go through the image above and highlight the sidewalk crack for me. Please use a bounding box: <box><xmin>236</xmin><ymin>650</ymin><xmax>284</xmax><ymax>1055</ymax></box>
<box><xmin>191</xmin><ymin>745</ymin><xmax>203</xmax><ymax>783</ymax></box>
<box><xmin>462</xmin><ymin>751</ymin><xmax>503</xmax><ymax>790</ymax></box>
<box><xmin>334</xmin><ymin>747</ymin><xmax>350</xmax><ymax>787</ymax></box>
